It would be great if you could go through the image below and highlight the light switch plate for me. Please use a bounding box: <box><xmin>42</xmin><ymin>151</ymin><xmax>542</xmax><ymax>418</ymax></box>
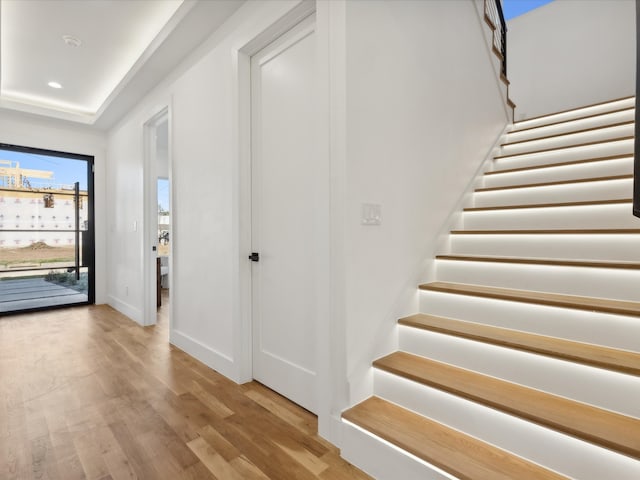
<box><xmin>362</xmin><ymin>203</ymin><xmax>382</xmax><ymax>226</ymax></box>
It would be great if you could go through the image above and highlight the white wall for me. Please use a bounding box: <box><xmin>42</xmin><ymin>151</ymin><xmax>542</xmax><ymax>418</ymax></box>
<box><xmin>0</xmin><ymin>110</ymin><xmax>107</xmax><ymax>304</ymax></box>
<box><xmin>341</xmin><ymin>0</ymin><xmax>509</xmax><ymax>403</ymax></box>
<box><xmin>106</xmin><ymin>0</ymin><xmax>507</xmax><ymax>444</ymax></box>
<box><xmin>105</xmin><ymin>0</ymin><xmax>309</xmax><ymax>382</ymax></box>
<box><xmin>507</xmin><ymin>0</ymin><xmax>635</xmax><ymax>120</ymax></box>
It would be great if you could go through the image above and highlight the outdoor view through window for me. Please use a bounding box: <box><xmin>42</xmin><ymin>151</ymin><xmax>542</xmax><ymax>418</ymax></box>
<box><xmin>0</xmin><ymin>145</ymin><xmax>93</xmax><ymax>313</ymax></box>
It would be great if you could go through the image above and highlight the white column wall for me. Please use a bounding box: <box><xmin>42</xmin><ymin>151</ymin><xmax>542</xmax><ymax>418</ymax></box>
<box><xmin>0</xmin><ymin>110</ymin><xmax>107</xmax><ymax>304</ymax></box>
<box><xmin>507</xmin><ymin>0</ymin><xmax>635</xmax><ymax>120</ymax></box>
<box><xmin>342</xmin><ymin>0</ymin><xmax>509</xmax><ymax>403</ymax></box>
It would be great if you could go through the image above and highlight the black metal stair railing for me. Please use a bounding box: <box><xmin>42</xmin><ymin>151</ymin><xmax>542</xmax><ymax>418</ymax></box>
<box><xmin>634</xmin><ymin>0</ymin><xmax>640</xmax><ymax>218</ymax></box>
<box><xmin>484</xmin><ymin>0</ymin><xmax>507</xmax><ymax>77</ymax></box>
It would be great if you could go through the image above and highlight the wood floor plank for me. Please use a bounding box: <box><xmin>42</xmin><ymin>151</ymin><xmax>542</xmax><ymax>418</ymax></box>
<box><xmin>374</xmin><ymin>352</ymin><xmax>640</xmax><ymax>459</ymax></box>
<box><xmin>0</xmin><ymin>297</ymin><xmax>369</xmax><ymax>480</ymax></box>
<box><xmin>230</xmin><ymin>455</ymin><xmax>271</xmax><ymax>480</ymax></box>
<box><xmin>188</xmin><ymin>436</ymin><xmax>246</xmax><ymax>480</ymax></box>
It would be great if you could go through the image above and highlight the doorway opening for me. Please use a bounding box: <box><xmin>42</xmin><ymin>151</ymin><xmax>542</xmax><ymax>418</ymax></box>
<box><xmin>143</xmin><ymin>109</ymin><xmax>171</xmax><ymax>329</ymax></box>
<box><xmin>0</xmin><ymin>143</ymin><xmax>95</xmax><ymax>314</ymax></box>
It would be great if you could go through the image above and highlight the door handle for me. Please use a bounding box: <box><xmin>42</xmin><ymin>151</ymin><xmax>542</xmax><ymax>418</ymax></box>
<box><xmin>248</xmin><ymin>252</ymin><xmax>260</xmax><ymax>262</ymax></box>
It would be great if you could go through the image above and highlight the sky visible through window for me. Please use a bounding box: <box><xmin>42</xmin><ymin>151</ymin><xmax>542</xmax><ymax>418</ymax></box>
<box><xmin>502</xmin><ymin>0</ymin><xmax>554</xmax><ymax>20</ymax></box>
<box><xmin>0</xmin><ymin>148</ymin><xmax>88</xmax><ymax>191</ymax></box>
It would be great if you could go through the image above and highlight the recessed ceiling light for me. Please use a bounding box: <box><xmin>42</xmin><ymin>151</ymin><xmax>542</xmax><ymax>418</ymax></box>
<box><xmin>48</xmin><ymin>82</ymin><xmax>63</xmax><ymax>89</ymax></box>
<box><xmin>62</xmin><ymin>35</ymin><xmax>82</xmax><ymax>47</ymax></box>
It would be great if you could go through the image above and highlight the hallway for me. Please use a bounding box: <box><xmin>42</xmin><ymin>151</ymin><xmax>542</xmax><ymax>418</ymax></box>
<box><xmin>0</xmin><ymin>303</ymin><xmax>370</xmax><ymax>480</ymax></box>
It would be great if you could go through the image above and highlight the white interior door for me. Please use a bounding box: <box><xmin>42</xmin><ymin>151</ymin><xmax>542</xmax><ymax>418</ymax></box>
<box><xmin>250</xmin><ymin>16</ymin><xmax>319</xmax><ymax>413</ymax></box>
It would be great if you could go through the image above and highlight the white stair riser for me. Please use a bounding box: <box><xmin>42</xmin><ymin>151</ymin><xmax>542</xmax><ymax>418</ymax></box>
<box><xmin>418</xmin><ymin>290</ymin><xmax>640</xmax><ymax>352</ymax></box>
<box><xmin>373</xmin><ymin>370</ymin><xmax>640</xmax><ymax>480</ymax></box>
<box><xmin>474</xmin><ymin>177</ymin><xmax>632</xmax><ymax>207</ymax></box>
<box><xmin>450</xmin><ymin>233</ymin><xmax>640</xmax><ymax>262</ymax></box>
<box><xmin>436</xmin><ymin>260</ymin><xmax>640</xmax><ymax>302</ymax></box>
<box><xmin>501</xmin><ymin>124</ymin><xmax>634</xmax><ymax>157</ymax></box>
<box><xmin>505</xmin><ymin>109</ymin><xmax>635</xmax><ymax>143</ymax></box>
<box><xmin>493</xmin><ymin>139</ymin><xmax>633</xmax><ymax>172</ymax></box>
<box><xmin>398</xmin><ymin>326</ymin><xmax>640</xmax><ymax>417</ymax></box>
<box><xmin>512</xmin><ymin>97</ymin><xmax>636</xmax><ymax>131</ymax></box>
<box><xmin>341</xmin><ymin>421</ymin><xmax>454</xmax><ymax>480</ymax></box>
<box><xmin>463</xmin><ymin>203</ymin><xmax>638</xmax><ymax>230</ymax></box>
<box><xmin>482</xmin><ymin>156</ymin><xmax>633</xmax><ymax>189</ymax></box>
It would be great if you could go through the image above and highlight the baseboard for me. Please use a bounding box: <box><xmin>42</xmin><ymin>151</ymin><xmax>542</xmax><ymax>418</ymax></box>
<box><xmin>170</xmin><ymin>328</ymin><xmax>237</xmax><ymax>382</ymax></box>
<box><xmin>107</xmin><ymin>295</ymin><xmax>142</xmax><ymax>325</ymax></box>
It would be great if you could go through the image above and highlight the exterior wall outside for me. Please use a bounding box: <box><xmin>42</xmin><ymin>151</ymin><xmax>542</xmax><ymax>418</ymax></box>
<box><xmin>0</xmin><ymin>188</ymin><xmax>88</xmax><ymax>247</ymax></box>
<box><xmin>0</xmin><ymin>110</ymin><xmax>107</xmax><ymax>303</ymax></box>
<box><xmin>507</xmin><ymin>0</ymin><xmax>635</xmax><ymax>120</ymax></box>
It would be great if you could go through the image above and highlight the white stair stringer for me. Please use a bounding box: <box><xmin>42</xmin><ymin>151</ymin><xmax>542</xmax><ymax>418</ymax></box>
<box><xmin>342</xmin><ymin>96</ymin><xmax>640</xmax><ymax>480</ymax></box>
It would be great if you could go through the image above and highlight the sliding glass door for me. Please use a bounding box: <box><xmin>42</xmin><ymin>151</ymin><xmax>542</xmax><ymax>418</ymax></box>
<box><xmin>0</xmin><ymin>144</ymin><xmax>94</xmax><ymax>314</ymax></box>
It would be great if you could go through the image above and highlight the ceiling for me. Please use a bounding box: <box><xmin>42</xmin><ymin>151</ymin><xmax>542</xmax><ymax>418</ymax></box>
<box><xmin>0</xmin><ymin>0</ymin><xmax>244</xmax><ymax>129</ymax></box>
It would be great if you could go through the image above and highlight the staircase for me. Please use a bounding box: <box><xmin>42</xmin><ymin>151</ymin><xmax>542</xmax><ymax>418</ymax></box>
<box><xmin>341</xmin><ymin>96</ymin><xmax>640</xmax><ymax>480</ymax></box>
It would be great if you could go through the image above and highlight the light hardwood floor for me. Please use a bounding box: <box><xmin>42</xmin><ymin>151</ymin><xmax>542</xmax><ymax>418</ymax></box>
<box><xmin>0</xmin><ymin>292</ymin><xmax>371</xmax><ymax>480</ymax></box>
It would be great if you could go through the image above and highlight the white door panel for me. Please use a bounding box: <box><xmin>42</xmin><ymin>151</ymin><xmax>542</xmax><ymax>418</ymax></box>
<box><xmin>251</xmin><ymin>16</ymin><xmax>319</xmax><ymax>413</ymax></box>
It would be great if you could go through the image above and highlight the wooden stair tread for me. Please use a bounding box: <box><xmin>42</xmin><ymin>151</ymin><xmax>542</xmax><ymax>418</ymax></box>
<box><xmin>436</xmin><ymin>254</ymin><xmax>640</xmax><ymax>270</ymax></box>
<box><xmin>509</xmin><ymin>106</ymin><xmax>635</xmax><ymax>134</ymax></box>
<box><xmin>512</xmin><ymin>95</ymin><xmax>635</xmax><ymax>128</ymax></box>
<box><xmin>342</xmin><ymin>396</ymin><xmax>568</xmax><ymax>480</ymax></box>
<box><xmin>501</xmin><ymin>120</ymin><xmax>634</xmax><ymax>147</ymax></box>
<box><xmin>486</xmin><ymin>153</ymin><xmax>634</xmax><ymax>176</ymax></box>
<box><xmin>374</xmin><ymin>352</ymin><xmax>640</xmax><ymax>459</ymax></box>
<box><xmin>419</xmin><ymin>281</ymin><xmax>640</xmax><ymax>317</ymax></box>
<box><xmin>493</xmin><ymin>136</ymin><xmax>634</xmax><ymax>160</ymax></box>
<box><xmin>464</xmin><ymin>198</ymin><xmax>631</xmax><ymax>212</ymax></box>
<box><xmin>451</xmin><ymin>228</ymin><xmax>640</xmax><ymax>235</ymax></box>
<box><xmin>399</xmin><ymin>313</ymin><xmax>640</xmax><ymax>375</ymax></box>
<box><xmin>476</xmin><ymin>174</ymin><xmax>633</xmax><ymax>192</ymax></box>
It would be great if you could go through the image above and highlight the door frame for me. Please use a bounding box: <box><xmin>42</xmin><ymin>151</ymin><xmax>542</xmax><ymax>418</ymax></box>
<box><xmin>249</xmin><ymin>15</ymin><xmax>320</xmax><ymax>413</ymax></box>
<box><xmin>143</xmin><ymin>106</ymin><xmax>172</xmax><ymax>327</ymax></box>
<box><xmin>236</xmin><ymin>0</ymin><xmax>318</xmax><ymax>384</ymax></box>
<box><xmin>235</xmin><ymin>0</ymin><xmax>344</xmax><ymax>444</ymax></box>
